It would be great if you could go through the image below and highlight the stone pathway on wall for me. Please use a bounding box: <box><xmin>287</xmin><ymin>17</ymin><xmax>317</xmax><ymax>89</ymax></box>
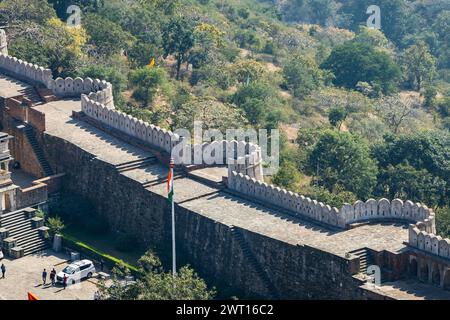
<box><xmin>361</xmin><ymin>279</ymin><xmax>450</xmax><ymax>300</ymax></box>
<box><xmin>0</xmin><ymin>74</ymin><xmax>30</xmax><ymax>98</ymax></box>
<box><xmin>33</xmin><ymin>97</ymin><xmax>409</xmax><ymax>258</ymax></box>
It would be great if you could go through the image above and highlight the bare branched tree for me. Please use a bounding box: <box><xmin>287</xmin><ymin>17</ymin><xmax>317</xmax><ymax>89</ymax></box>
<box><xmin>377</xmin><ymin>95</ymin><xmax>420</xmax><ymax>134</ymax></box>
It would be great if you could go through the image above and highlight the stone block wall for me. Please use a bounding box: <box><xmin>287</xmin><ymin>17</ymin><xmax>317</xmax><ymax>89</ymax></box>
<box><xmin>27</xmin><ymin>108</ymin><xmax>46</xmax><ymax>133</ymax></box>
<box><xmin>6</xmin><ymin>98</ymin><xmax>26</xmax><ymax>122</ymax></box>
<box><xmin>228</xmin><ymin>171</ymin><xmax>436</xmax><ymax>230</ymax></box>
<box><xmin>41</xmin><ymin>132</ymin><xmax>379</xmax><ymax>299</ymax></box>
<box><xmin>15</xmin><ymin>182</ymin><xmax>48</xmax><ymax>209</ymax></box>
<box><xmin>5</xmin><ymin>117</ymin><xmax>45</xmax><ymax>178</ymax></box>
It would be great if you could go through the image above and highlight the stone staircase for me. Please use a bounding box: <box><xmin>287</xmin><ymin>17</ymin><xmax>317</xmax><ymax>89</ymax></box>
<box><xmin>0</xmin><ymin>208</ymin><xmax>48</xmax><ymax>258</ymax></box>
<box><xmin>230</xmin><ymin>226</ymin><xmax>280</xmax><ymax>299</ymax></box>
<box><xmin>35</xmin><ymin>87</ymin><xmax>58</xmax><ymax>103</ymax></box>
<box><xmin>350</xmin><ymin>248</ymin><xmax>375</xmax><ymax>274</ymax></box>
<box><xmin>23</xmin><ymin>124</ymin><xmax>54</xmax><ymax>176</ymax></box>
<box><xmin>18</xmin><ymin>87</ymin><xmax>44</xmax><ymax>106</ymax></box>
<box><xmin>114</xmin><ymin>156</ymin><xmax>158</xmax><ymax>173</ymax></box>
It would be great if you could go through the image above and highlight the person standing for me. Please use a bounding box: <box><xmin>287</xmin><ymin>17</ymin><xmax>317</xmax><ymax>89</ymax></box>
<box><xmin>0</xmin><ymin>263</ymin><xmax>5</xmax><ymax>278</ymax></box>
<box><xmin>63</xmin><ymin>274</ymin><xmax>68</xmax><ymax>290</ymax></box>
<box><xmin>42</xmin><ymin>269</ymin><xmax>47</xmax><ymax>285</ymax></box>
<box><xmin>50</xmin><ymin>268</ymin><xmax>56</xmax><ymax>286</ymax></box>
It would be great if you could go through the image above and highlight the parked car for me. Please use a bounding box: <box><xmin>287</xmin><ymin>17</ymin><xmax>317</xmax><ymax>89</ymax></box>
<box><xmin>0</xmin><ymin>249</ymin><xmax>3</xmax><ymax>260</ymax></box>
<box><xmin>56</xmin><ymin>259</ymin><xmax>96</xmax><ymax>285</ymax></box>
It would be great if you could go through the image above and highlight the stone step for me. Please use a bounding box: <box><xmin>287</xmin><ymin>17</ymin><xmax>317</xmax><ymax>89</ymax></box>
<box><xmin>24</xmin><ymin>242</ymin><xmax>48</xmax><ymax>255</ymax></box>
<box><xmin>24</xmin><ymin>125</ymin><xmax>54</xmax><ymax>176</ymax></box>
<box><xmin>8</xmin><ymin>225</ymin><xmax>34</xmax><ymax>238</ymax></box>
<box><xmin>116</xmin><ymin>158</ymin><xmax>157</xmax><ymax>173</ymax></box>
<box><xmin>1</xmin><ymin>216</ymin><xmax>28</xmax><ymax>227</ymax></box>
<box><xmin>2</xmin><ymin>219</ymin><xmax>32</xmax><ymax>232</ymax></box>
<box><xmin>14</xmin><ymin>229</ymin><xmax>40</xmax><ymax>243</ymax></box>
<box><xmin>1</xmin><ymin>210</ymin><xmax>27</xmax><ymax>221</ymax></box>
<box><xmin>19</xmin><ymin>236</ymin><xmax>45</xmax><ymax>248</ymax></box>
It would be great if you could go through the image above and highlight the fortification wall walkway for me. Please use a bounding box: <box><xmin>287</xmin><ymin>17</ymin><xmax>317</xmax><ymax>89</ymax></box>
<box><xmin>33</xmin><ymin>97</ymin><xmax>409</xmax><ymax>258</ymax></box>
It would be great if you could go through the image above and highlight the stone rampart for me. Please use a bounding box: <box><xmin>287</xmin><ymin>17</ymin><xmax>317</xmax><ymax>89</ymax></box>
<box><xmin>80</xmin><ymin>94</ymin><xmax>263</xmax><ymax>179</ymax></box>
<box><xmin>0</xmin><ymin>53</ymin><xmax>53</xmax><ymax>88</ymax></box>
<box><xmin>228</xmin><ymin>171</ymin><xmax>436</xmax><ymax>230</ymax></box>
<box><xmin>51</xmin><ymin>77</ymin><xmax>113</xmax><ymax>107</ymax></box>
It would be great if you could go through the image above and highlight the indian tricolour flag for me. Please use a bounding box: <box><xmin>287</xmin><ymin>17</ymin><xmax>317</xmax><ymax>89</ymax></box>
<box><xmin>167</xmin><ymin>162</ymin><xmax>174</xmax><ymax>203</ymax></box>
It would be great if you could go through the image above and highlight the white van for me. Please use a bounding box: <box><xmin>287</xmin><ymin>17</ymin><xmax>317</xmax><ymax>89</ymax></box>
<box><xmin>56</xmin><ymin>259</ymin><xmax>96</xmax><ymax>285</ymax></box>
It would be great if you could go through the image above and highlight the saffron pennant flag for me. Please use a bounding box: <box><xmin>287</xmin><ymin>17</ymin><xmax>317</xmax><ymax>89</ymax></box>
<box><xmin>27</xmin><ymin>292</ymin><xmax>39</xmax><ymax>300</ymax></box>
<box><xmin>148</xmin><ymin>58</ymin><xmax>155</xmax><ymax>68</ymax></box>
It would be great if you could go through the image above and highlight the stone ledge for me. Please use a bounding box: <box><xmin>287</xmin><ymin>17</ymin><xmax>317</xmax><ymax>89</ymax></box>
<box><xmin>31</xmin><ymin>216</ymin><xmax>44</xmax><ymax>228</ymax></box>
<box><xmin>10</xmin><ymin>246</ymin><xmax>24</xmax><ymax>259</ymax></box>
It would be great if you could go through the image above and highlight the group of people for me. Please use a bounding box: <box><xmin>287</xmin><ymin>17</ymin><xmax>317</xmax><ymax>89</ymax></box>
<box><xmin>42</xmin><ymin>268</ymin><xmax>67</xmax><ymax>289</ymax></box>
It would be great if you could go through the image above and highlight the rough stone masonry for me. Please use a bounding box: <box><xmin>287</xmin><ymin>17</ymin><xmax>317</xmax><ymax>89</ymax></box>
<box><xmin>1</xmin><ymin>46</ymin><xmax>450</xmax><ymax>299</ymax></box>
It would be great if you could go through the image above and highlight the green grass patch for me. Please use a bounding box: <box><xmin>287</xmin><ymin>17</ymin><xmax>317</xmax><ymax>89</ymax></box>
<box><xmin>61</xmin><ymin>226</ymin><xmax>144</xmax><ymax>274</ymax></box>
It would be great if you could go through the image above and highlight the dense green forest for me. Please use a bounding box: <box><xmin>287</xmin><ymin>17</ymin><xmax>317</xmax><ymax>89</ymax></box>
<box><xmin>1</xmin><ymin>0</ymin><xmax>449</xmax><ymax>236</ymax></box>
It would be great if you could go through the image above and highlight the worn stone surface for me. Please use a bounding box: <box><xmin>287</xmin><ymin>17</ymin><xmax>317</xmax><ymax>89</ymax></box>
<box><xmin>31</xmin><ymin>97</ymin><xmax>415</xmax><ymax>299</ymax></box>
<box><xmin>0</xmin><ymin>74</ymin><xmax>448</xmax><ymax>299</ymax></box>
<box><xmin>0</xmin><ymin>250</ymin><xmax>98</xmax><ymax>300</ymax></box>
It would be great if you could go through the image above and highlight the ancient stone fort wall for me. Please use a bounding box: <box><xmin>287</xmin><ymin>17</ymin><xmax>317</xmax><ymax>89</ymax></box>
<box><xmin>3</xmin><ymin>51</ymin><xmax>450</xmax><ymax>298</ymax></box>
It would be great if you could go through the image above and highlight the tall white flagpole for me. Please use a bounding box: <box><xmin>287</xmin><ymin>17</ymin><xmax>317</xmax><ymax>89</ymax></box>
<box><xmin>170</xmin><ymin>158</ymin><xmax>176</xmax><ymax>285</ymax></box>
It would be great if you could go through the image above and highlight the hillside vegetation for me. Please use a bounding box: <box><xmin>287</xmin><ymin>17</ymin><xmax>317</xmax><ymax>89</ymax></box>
<box><xmin>1</xmin><ymin>0</ymin><xmax>450</xmax><ymax>236</ymax></box>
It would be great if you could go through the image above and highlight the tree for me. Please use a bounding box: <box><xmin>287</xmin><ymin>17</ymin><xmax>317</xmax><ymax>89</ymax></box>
<box><xmin>328</xmin><ymin>107</ymin><xmax>347</xmax><ymax>130</ymax></box>
<box><xmin>173</xmin><ymin>97</ymin><xmax>245</xmax><ymax>133</ymax></box>
<box><xmin>423</xmin><ymin>85</ymin><xmax>437</xmax><ymax>109</ymax></box>
<box><xmin>272</xmin><ymin>161</ymin><xmax>302</xmax><ymax>190</ymax></box>
<box><xmin>129</xmin><ymin>67</ymin><xmax>170</xmax><ymax>107</ymax></box>
<box><xmin>321</xmin><ymin>41</ymin><xmax>401</xmax><ymax>94</ymax></box>
<box><xmin>353</xmin><ymin>26</ymin><xmax>391</xmax><ymax>50</ymax></box>
<box><xmin>83</xmin><ymin>13</ymin><xmax>133</xmax><ymax>58</ymax></box>
<box><xmin>0</xmin><ymin>0</ymin><xmax>56</xmax><ymax>24</ymax></box>
<box><xmin>189</xmin><ymin>23</ymin><xmax>224</xmax><ymax>69</ymax></box>
<box><xmin>307</xmin><ymin>130</ymin><xmax>378</xmax><ymax>199</ymax></box>
<box><xmin>8</xmin><ymin>18</ymin><xmax>85</xmax><ymax>77</ymax></box>
<box><xmin>230</xmin><ymin>59</ymin><xmax>266</xmax><ymax>85</ymax></box>
<box><xmin>232</xmin><ymin>81</ymin><xmax>281</xmax><ymax>127</ymax></box>
<box><xmin>307</xmin><ymin>0</ymin><xmax>336</xmax><ymax>26</ymax></box>
<box><xmin>432</xmin><ymin>11</ymin><xmax>450</xmax><ymax>69</ymax></box>
<box><xmin>339</xmin><ymin>0</ymin><xmax>410</xmax><ymax>45</ymax></box>
<box><xmin>283</xmin><ymin>55</ymin><xmax>323</xmax><ymax>98</ymax></box>
<box><xmin>372</xmin><ymin>130</ymin><xmax>450</xmax><ymax>182</ymax></box>
<box><xmin>78</xmin><ymin>64</ymin><xmax>127</xmax><ymax>105</ymax></box>
<box><xmin>98</xmin><ymin>250</ymin><xmax>215</xmax><ymax>300</ymax></box>
<box><xmin>377</xmin><ymin>95</ymin><xmax>417</xmax><ymax>134</ymax></box>
<box><xmin>162</xmin><ymin>16</ymin><xmax>195</xmax><ymax>80</ymax></box>
<box><xmin>374</xmin><ymin>162</ymin><xmax>447</xmax><ymax>207</ymax></box>
<box><xmin>402</xmin><ymin>41</ymin><xmax>437</xmax><ymax>91</ymax></box>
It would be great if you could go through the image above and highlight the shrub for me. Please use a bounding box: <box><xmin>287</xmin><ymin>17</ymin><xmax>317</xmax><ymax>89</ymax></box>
<box><xmin>46</xmin><ymin>216</ymin><xmax>65</xmax><ymax>235</ymax></box>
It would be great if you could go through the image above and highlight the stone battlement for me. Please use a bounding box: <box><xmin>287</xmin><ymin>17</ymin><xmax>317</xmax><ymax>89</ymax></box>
<box><xmin>0</xmin><ymin>50</ymin><xmax>264</xmax><ymax>179</ymax></box>
<box><xmin>81</xmin><ymin>94</ymin><xmax>263</xmax><ymax>179</ymax></box>
<box><xmin>0</xmin><ymin>53</ymin><xmax>53</xmax><ymax>88</ymax></box>
<box><xmin>52</xmin><ymin>77</ymin><xmax>114</xmax><ymax>107</ymax></box>
<box><xmin>228</xmin><ymin>171</ymin><xmax>436</xmax><ymax>231</ymax></box>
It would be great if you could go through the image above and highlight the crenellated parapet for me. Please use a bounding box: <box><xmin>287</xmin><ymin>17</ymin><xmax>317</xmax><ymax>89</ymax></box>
<box><xmin>51</xmin><ymin>77</ymin><xmax>114</xmax><ymax>107</ymax></box>
<box><xmin>0</xmin><ymin>44</ymin><xmax>264</xmax><ymax>178</ymax></box>
<box><xmin>227</xmin><ymin>171</ymin><xmax>436</xmax><ymax>230</ymax></box>
<box><xmin>81</xmin><ymin>94</ymin><xmax>262</xmax><ymax>178</ymax></box>
<box><xmin>407</xmin><ymin>213</ymin><xmax>450</xmax><ymax>261</ymax></box>
<box><xmin>0</xmin><ymin>53</ymin><xmax>53</xmax><ymax>88</ymax></box>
